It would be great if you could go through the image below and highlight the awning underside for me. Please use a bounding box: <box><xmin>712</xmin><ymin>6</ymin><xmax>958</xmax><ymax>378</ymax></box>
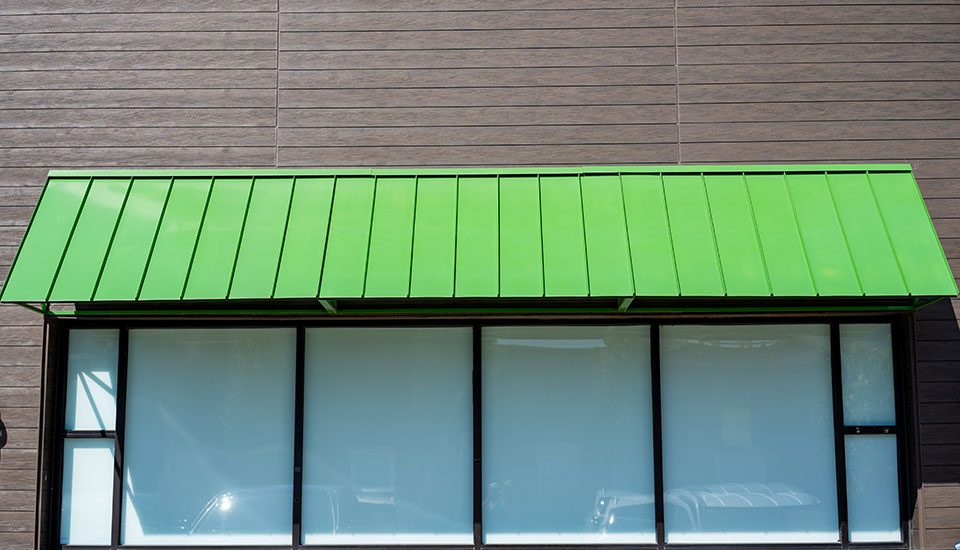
<box><xmin>1</xmin><ymin>165</ymin><xmax>955</xmax><ymax>312</ymax></box>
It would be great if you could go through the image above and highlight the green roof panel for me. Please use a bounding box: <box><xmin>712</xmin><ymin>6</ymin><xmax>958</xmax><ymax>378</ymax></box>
<box><xmin>3</xmin><ymin>165</ymin><xmax>954</xmax><ymax>308</ymax></box>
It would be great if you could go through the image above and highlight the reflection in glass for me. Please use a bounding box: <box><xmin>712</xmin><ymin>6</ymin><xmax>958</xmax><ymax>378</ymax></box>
<box><xmin>302</xmin><ymin>328</ymin><xmax>473</xmax><ymax>544</ymax></box>
<box><xmin>65</xmin><ymin>329</ymin><xmax>118</xmax><ymax>430</ymax></box>
<box><xmin>661</xmin><ymin>325</ymin><xmax>838</xmax><ymax>543</ymax></box>
<box><xmin>846</xmin><ymin>435</ymin><xmax>901</xmax><ymax>542</ymax></box>
<box><xmin>61</xmin><ymin>439</ymin><xmax>114</xmax><ymax>544</ymax></box>
<box><xmin>122</xmin><ymin>329</ymin><xmax>295</xmax><ymax>545</ymax></box>
<box><xmin>482</xmin><ymin>326</ymin><xmax>654</xmax><ymax>544</ymax></box>
<box><xmin>840</xmin><ymin>324</ymin><xmax>896</xmax><ymax>426</ymax></box>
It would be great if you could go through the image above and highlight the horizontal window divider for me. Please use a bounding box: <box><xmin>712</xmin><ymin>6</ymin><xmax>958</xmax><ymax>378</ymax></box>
<box><xmin>843</xmin><ymin>426</ymin><xmax>898</xmax><ymax>435</ymax></box>
<box><xmin>62</xmin><ymin>430</ymin><xmax>115</xmax><ymax>438</ymax></box>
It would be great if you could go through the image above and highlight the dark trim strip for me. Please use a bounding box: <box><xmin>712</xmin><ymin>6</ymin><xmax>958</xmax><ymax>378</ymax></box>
<box><xmin>111</xmin><ymin>328</ymin><xmax>129</xmax><ymax>547</ymax></box>
<box><xmin>830</xmin><ymin>323</ymin><xmax>849</xmax><ymax>546</ymax></box>
<box><xmin>472</xmin><ymin>325</ymin><xmax>483</xmax><ymax>550</ymax></box>
<box><xmin>650</xmin><ymin>323</ymin><xmax>665</xmax><ymax>550</ymax></box>
<box><xmin>293</xmin><ymin>326</ymin><xmax>305</xmax><ymax>549</ymax></box>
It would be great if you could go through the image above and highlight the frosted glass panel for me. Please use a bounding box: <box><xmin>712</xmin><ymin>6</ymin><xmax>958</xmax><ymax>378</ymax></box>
<box><xmin>61</xmin><ymin>439</ymin><xmax>114</xmax><ymax>544</ymax></box>
<box><xmin>846</xmin><ymin>435</ymin><xmax>901</xmax><ymax>542</ymax></box>
<box><xmin>303</xmin><ymin>328</ymin><xmax>473</xmax><ymax>544</ymax></box>
<box><xmin>661</xmin><ymin>325</ymin><xmax>838</xmax><ymax>544</ymax></box>
<box><xmin>122</xmin><ymin>329</ymin><xmax>295</xmax><ymax>545</ymax></box>
<box><xmin>65</xmin><ymin>329</ymin><xmax>118</xmax><ymax>430</ymax></box>
<box><xmin>482</xmin><ymin>326</ymin><xmax>654</xmax><ymax>544</ymax></box>
<box><xmin>840</xmin><ymin>324</ymin><xmax>896</xmax><ymax>426</ymax></box>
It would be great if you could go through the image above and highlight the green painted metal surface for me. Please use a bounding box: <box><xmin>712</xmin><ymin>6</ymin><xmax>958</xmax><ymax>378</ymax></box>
<box><xmin>94</xmin><ymin>178</ymin><xmax>171</xmax><ymax>301</ymax></box>
<box><xmin>364</xmin><ymin>176</ymin><xmax>416</xmax><ymax>298</ymax></box>
<box><xmin>273</xmin><ymin>177</ymin><xmax>334</xmax><ymax>299</ymax></box>
<box><xmin>229</xmin><ymin>177</ymin><xmax>294</xmax><ymax>299</ymax></box>
<box><xmin>2</xmin><ymin>165</ymin><xmax>955</xmax><ymax>307</ymax></box>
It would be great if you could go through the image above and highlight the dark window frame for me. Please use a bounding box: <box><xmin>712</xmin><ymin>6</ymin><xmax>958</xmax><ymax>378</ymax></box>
<box><xmin>39</xmin><ymin>312</ymin><xmax>917</xmax><ymax>550</ymax></box>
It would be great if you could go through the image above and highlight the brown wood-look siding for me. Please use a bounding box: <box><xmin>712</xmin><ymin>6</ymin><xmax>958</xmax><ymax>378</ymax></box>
<box><xmin>0</xmin><ymin>1</ymin><xmax>958</xmax><ymax>548</ymax></box>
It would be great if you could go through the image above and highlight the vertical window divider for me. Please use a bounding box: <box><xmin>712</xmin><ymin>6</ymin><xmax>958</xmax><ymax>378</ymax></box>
<box><xmin>293</xmin><ymin>325</ymin><xmax>305</xmax><ymax>550</ymax></box>
<box><xmin>110</xmin><ymin>327</ymin><xmax>128</xmax><ymax>549</ymax></box>
<box><xmin>892</xmin><ymin>316</ymin><xmax>910</xmax><ymax>541</ymax></box>
<box><xmin>830</xmin><ymin>322</ymin><xmax>849</xmax><ymax>547</ymax></box>
<box><xmin>651</xmin><ymin>323</ymin><xmax>665</xmax><ymax>550</ymax></box>
<box><xmin>472</xmin><ymin>324</ymin><xmax>483</xmax><ymax>550</ymax></box>
<box><xmin>48</xmin><ymin>325</ymin><xmax>69</xmax><ymax>550</ymax></box>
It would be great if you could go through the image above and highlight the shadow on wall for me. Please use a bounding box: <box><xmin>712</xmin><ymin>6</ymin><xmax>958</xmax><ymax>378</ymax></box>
<box><xmin>915</xmin><ymin>299</ymin><xmax>960</xmax><ymax>485</ymax></box>
<box><xmin>0</xmin><ymin>412</ymin><xmax>7</xmax><ymax>462</ymax></box>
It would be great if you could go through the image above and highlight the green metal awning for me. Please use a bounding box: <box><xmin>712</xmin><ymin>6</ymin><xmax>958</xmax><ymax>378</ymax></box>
<box><xmin>1</xmin><ymin>165</ymin><xmax>955</xmax><ymax>314</ymax></box>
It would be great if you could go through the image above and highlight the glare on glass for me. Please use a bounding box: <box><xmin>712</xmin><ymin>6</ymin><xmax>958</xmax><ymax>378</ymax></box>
<box><xmin>845</xmin><ymin>435</ymin><xmax>901</xmax><ymax>542</ymax></box>
<box><xmin>61</xmin><ymin>439</ymin><xmax>114</xmax><ymax>544</ymax></box>
<box><xmin>482</xmin><ymin>326</ymin><xmax>655</xmax><ymax>544</ymax></box>
<box><xmin>302</xmin><ymin>327</ymin><xmax>473</xmax><ymax>545</ymax></box>
<box><xmin>121</xmin><ymin>328</ymin><xmax>295</xmax><ymax>545</ymax></box>
<box><xmin>660</xmin><ymin>325</ymin><xmax>839</xmax><ymax>544</ymax></box>
<box><xmin>840</xmin><ymin>324</ymin><xmax>896</xmax><ymax>426</ymax></box>
<box><xmin>65</xmin><ymin>329</ymin><xmax>118</xmax><ymax>431</ymax></box>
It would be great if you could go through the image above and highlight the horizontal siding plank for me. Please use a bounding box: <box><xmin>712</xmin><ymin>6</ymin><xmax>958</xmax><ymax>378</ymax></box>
<box><xmin>679</xmin><ymin>24</ymin><xmax>960</xmax><ymax>45</ymax></box>
<box><xmin>279</xmin><ymin>124</ymin><xmax>677</xmax><ymax>147</ymax></box>
<box><xmin>0</xmin><ymin>431</ymin><xmax>37</xmax><ymax>452</ymax></box>
<box><xmin>279</xmin><ymin>105</ymin><xmax>677</xmax><ymax>127</ymax></box>
<box><xmin>0</xmin><ymin>366</ymin><xmax>39</xmax><ymax>384</ymax></box>
<box><xmin>0</xmin><ymin>108</ymin><xmax>276</xmax><ymax>128</ymax></box>
<box><xmin>0</xmin><ymin>128</ymin><xmax>275</xmax><ymax>148</ymax></box>
<box><xmin>917</xmin><ymin>320</ymin><xmax>960</xmax><ymax>340</ymax></box>
<box><xmin>0</xmin><ymin>169</ymin><xmax>50</xmax><ymax>188</ymax></box>
<box><xmin>280</xmin><ymin>66</ymin><xmax>677</xmax><ymax>88</ymax></box>
<box><xmin>922</xmin><ymin>424</ymin><xmax>960</xmax><ymax>445</ymax></box>
<box><xmin>678</xmin><ymin>62</ymin><xmax>960</xmax><ymax>84</ymax></box>
<box><xmin>681</xmin><ymin>120</ymin><xmax>960</xmax><ymax>142</ymax></box>
<box><xmin>679</xmin><ymin>82</ymin><xmax>960</xmax><ymax>103</ymax></box>
<box><xmin>279</xmin><ymin>143</ymin><xmax>678</xmax><ymax>166</ymax></box>
<box><xmin>281</xmin><ymin>85</ymin><xmax>676</xmax><ymax>107</ymax></box>
<box><xmin>681</xmin><ymin>140</ymin><xmax>960</xmax><ymax>162</ymax></box>
<box><xmin>678</xmin><ymin>0</ymin><xmax>960</xmax><ymax>5</ymax></box>
<box><xmin>0</xmin><ymin>69</ymin><xmax>277</xmax><ymax>90</ymax></box>
<box><xmin>1</xmin><ymin>0</ymin><xmax>276</xmax><ymax>14</ymax></box>
<box><xmin>925</xmin><ymin>465</ymin><xmax>960</xmax><ymax>483</ymax></box>
<box><xmin>0</xmin><ymin>513</ymin><xmax>33</xmax><ymax>533</ymax></box>
<box><xmin>917</xmin><ymin>179</ymin><xmax>960</xmax><ymax>200</ymax></box>
<box><xmin>677</xmin><ymin>6</ymin><xmax>960</xmax><ymax>26</ymax></box>
<box><xmin>0</xmin><ymin>491</ymin><xmax>35</xmax><ymax>513</ymax></box>
<box><xmin>0</xmin><ymin>409</ymin><xmax>37</xmax><ymax>429</ymax></box>
<box><xmin>926</xmin><ymin>198</ymin><xmax>960</xmax><ymax>218</ymax></box>
<box><xmin>281</xmin><ymin>28</ymin><xmax>674</xmax><ymax>50</ymax></box>
<box><xmin>0</xmin><ymin>326</ymin><xmax>36</xmax><ymax>345</ymax></box>
<box><xmin>924</xmin><ymin>506</ymin><xmax>960</xmax><ymax>528</ymax></box>
<box><xmin>281</xmin><ymin>10</ymin><xmax>675</xmax><ymax>31</ymax></box>
<box><xmin>0</xmin><ymin>51</ymin><xmax>278</xmax><ymax>71</ymax></box>
<box><xmin>679</xmin><ymin>43</ymin><xmax>960</xmax><ymax>64</ymax></box>
<box><xmin>926</xmin><ymin>485</ymin><xmax>960</xmax><ymax>507</ymax></box>
<box><xmin>0</xmin><ymin>31</ymin><xmax>277</xmax><ymax>52</ymax></box>
<box><xmin>281</xmin><ymin>1</ymin><xmax>666</xmax><ymax>11</ymax></box>
<box><xmin>0</xmin><ymin>147</ymin><xmax>277</xmax><ymax>167</ymax></box>
<box><xmin>922</xmin><ymin>444</ymin><xmax>960</xmax><ymax>465</ymax></box>
<box><xmin>919</xmin><ymin>403</ymin><xmax>960</xmax><ymax>424</ymax></box>
<box><xmin>0</xmin><ymin>533</ymin><xmax>31</xmax><ymax>550</ymax></box>
<box><xmin>0</xmin><ymin>12</ymin><xmax>277</xmax><ymax>33</ymax></box>
<box><xmin>0</xmin><ymin>189</ymin><xmax>38</xmax><ymax>208</ymax></box>
<box><xmin>0</xmin><ymin>388</ymin><xmax>38</xmax><ymax>409</ymax></box>
<box><xmin>280</xmin><ymin>48</ymin><xmax>676</xmax><ymax>70</ymax></box>
<box><xmin>0</xmin><ymin>207</ymin><xmax>39</xmax><ymax>226</ymax></box>
<box><xmin>926</xmin><ymin>529</ymin><xmax>960</xmax><ymax>547</ymax></box>
<box><xmin>680</xmin><ymin>100</ymin><xmax>960</xmax><ymax>123</ymax></box>
<box><xmin>0</xmin><ymin>89</ymin><xmax>276</xmax><ymax>109</ymax></box>
<box><xmin>0</xmin><ymin>306</ymin><xmax>40</xmax><ymax>326</ymax></box>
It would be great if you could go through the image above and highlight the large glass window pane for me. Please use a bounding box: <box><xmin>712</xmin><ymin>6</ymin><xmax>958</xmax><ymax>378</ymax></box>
<box><xmin>846</xmin><ymin>435</ymin><xmax>901</xmax><ymax>542</ymax></box>
<box><xmin>482</xmin><ymin>326</ymin><xmax>654</xmax><ymax>544</ymax></box>
<box><xmin>303</xmin><ymin>327</ymin><xmax>473</xmax><ymax>544</ymax></box>
<box><xmin>122</xmin><ymin>328</ymin><xmax>295</xmax><ymax>545</ymax></box>
<box><xmin>840</xmin><ymin>324</ymin><xmax>896</xmax><ymax>426</ymax></box>
<box><xmin>61</xmin><ymin>439</ymin><xmax>114</xmax><ymax>544</ymax></box>
<box><xmin>661</xmin><ymin>325</ymin><xmax>838</xmax><ymax>543</ymax></box>
<box><xmin>65</xmin><ymin>329</ymin><xmax>118</xmax><ymax>430</ymax></box>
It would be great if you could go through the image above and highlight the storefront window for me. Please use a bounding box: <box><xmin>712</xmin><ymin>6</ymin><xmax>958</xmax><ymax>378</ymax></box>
<box><xmin>302</xmin><ymin>327</ymin><xmax>473</xmax><ymax>544</ymax></box>
<box><xmin>482</xmin><ymin>326</ymin><xmax>655</xmax><ymax>543</ymax></box>
<box><xmin>53</xmin><ymin>321</ymin><xmax>905</xmax><ymax>547</ymax></box>
<box><xmin>660</xmin><ymin>325</ymin><xmax>839</xmax><ymax>543</ymax></box>
<box><xmin>121</xmin><ymin>328</ymin><xmax>296</xmax><ymax>545</ymax></box>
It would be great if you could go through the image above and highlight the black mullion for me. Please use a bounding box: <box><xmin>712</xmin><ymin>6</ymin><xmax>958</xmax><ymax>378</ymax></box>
<box><xmin>472</xmin><ymin>325</ymin><xmax>482</xmax><ymax>550</ymax></box>
<box><xmin>63</xmin><ymin>430</ymin><xmax>116</xmax><ymax>438</ymax></box>
<box><xmin>830</xmin><ymin>323</ymin><xmax>849</xmax><ymax>547</ymax></box>
<box><xmin>111</xmin><ymin>327</ymin><xmax>129</xmax><ymax>548</ymax></box>
<box><xmin>842</xmin><ymin>426</ymin><xmax>898</xmax><ymax>435</ymax></box>
<box><xmin>293</xmin><ymin>326</ymin><xmax>305</xmax><ymax>549</ymax></box>
<box><xmin>892</xmin><ymin>316</ymin><xmax>909</xmax><ymax>543</ymax></box>
<box><xmin>49</xmin><ymin>325</ymin><xmax>69</xmax><ymax>550</ymax></box>
<box><xmin>650</xmin><ymin>323</ymin><xmax>665</xmax><ymax>550</ymax></box>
